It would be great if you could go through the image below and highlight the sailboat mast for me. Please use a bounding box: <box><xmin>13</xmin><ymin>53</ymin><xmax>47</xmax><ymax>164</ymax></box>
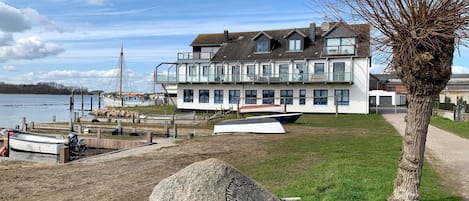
<box><xmin>119</xmin><ymin>43</ymin><xmax>123</xmax><ymax>98</ymax></box>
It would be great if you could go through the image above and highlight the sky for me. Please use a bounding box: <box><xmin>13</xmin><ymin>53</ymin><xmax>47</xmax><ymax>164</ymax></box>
<box><xmin>0</xmin><ymin>0</ymin><xmax>468</xmax><ymax>93</ymax></box>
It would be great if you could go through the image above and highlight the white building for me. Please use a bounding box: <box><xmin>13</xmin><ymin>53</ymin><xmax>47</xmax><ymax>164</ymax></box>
<box><xmin>369</xmin><ymin>90</ymin><xmax>407</xmax><ymax>106</ymax></box>
<box><xmin>156</xmin><ymin>22</ymin><xmax>371</xmax><ymax>114</ymax></box>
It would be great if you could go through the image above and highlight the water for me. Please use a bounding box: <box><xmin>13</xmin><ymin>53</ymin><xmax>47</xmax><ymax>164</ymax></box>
<box><xmin>0</xmin><ymin>94</ymin><xmax>102</xmax><ymax>128</ymax></box>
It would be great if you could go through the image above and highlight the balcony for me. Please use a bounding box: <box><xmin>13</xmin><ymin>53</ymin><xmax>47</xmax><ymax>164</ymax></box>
<box><xmin>177</xmin><ymin>52</ymin><xmax>214</xmax><ymax>61</ymax></box>
<box><xmin>156</xmin><ymin>72</ymin><xmax>352</xmax><ymax>84</ymax></box>
<box><xmin>324</xmin><ymin>45</ymin><xmax>356</xmax><ymax>56</ymax></box>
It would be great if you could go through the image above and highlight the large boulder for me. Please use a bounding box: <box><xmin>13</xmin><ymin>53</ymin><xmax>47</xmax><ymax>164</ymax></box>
<box><xmin>149</xmin><ymin>158</ymin><xmax>281</xmax><ymax>201</ymax></box>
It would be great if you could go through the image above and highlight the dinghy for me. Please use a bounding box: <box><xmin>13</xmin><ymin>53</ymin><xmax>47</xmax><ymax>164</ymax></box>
<box><xmin>7</xmin><ymin>130</ymin><xmax>86</xmax><ymax>155</ymax></box>
<box><xmin>239</xmin><ymin>104</ymin><xmax>285</xmax><ymax>113</ymax></box>
<box><xmin>245</xmin><ymin>113</ymin><xmax>303</xmax><ymax>123</ymax></box>
<box><xmin>213</xmin><ymin>118</ymin><xmax>285</xmax><ymax>134</ymax></box>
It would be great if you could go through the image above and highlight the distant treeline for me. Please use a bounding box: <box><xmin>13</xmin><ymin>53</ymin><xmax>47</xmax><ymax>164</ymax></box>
<box><xmin>0</xmin><ymin>82</ymin><xmax>100</xmax><ymax>95</ymax></box>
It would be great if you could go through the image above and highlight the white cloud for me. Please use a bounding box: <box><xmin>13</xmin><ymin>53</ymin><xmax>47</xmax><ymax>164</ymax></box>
<box><xmin>0</xmin><ymin>37</ymin><xmax>65</xmax><ymax>62</ymax></box>
<box><xmin>0</xmin><ymin>2</ymin><xmax>31</xmax><ymax>32</ymax></box>
<box><xmin>0</xmin><ymin>32</ymin><xmax>13</xmax><ymax>45</ymax></box>
<box><xmin>452</xmin><ymin>65</ymin><xmax>469</xmax><ymax>74</ymax></box>
<box><xmin>21</xmin><ymin>8</ymin><xmax>65</xmax><ymax>33</ymax></box>
<box><xmin>85</xmin><ymin>0</ymin><xmax>107</xmax><ymax>6</ymax></box>
<box><xmin>2</xmin><ymin>65</ymin><xmax>18</xmax><ymax>71</ymax></box>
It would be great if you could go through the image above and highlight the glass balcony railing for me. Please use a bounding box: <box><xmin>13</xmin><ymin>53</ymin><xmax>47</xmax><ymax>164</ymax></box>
<box><xmin>324</xmin><ymin>45</ymin><xmax>356</xmax><ymax>55</ymax></box>
<box><xmin>177</xmin><ymin>52</ymin><xmax>214</xmax><ymax>60</ymax></box>
<box><xmin>155</xmin><ymin>72</ymin><xmax>352</xmax><ymax>84</ymax></box>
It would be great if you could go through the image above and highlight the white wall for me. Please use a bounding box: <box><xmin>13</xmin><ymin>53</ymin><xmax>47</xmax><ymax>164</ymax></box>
<box><xmin>175</xmin><ymin>57</ymin><xmax>370</xmax><ymax>114</ymax></box>
<box><xmin>369</xmin><ymin>90</ymin><xmax>407</xmax><ymax>106</ymax></box>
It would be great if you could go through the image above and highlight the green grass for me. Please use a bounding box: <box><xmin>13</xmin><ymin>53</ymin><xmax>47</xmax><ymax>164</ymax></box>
<box><xmin>431</xmin><ymin>115</ymin><xmax>469</xmax><ymax>139</ymax></box>
<box><xmin>232</xmin><ymin>114</ymin><xmax>460</xmax><ymax>201</ymax></box>
<box><xmin>118</xmin><ymin>105</ymin><xmax>176</xmax><ymax>114</ymax></box>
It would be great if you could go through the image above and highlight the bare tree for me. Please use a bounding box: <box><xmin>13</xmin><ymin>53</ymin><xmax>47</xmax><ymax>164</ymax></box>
<box><xmin>321</xmin><ymin>0</ymin><xmax>469</xmax><ymax>200</ymax></box>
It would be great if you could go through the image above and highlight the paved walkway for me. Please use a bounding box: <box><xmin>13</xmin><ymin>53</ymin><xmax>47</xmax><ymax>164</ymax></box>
<box><xmin>382</xmin><ymin>113</ymin><xmax>469</xmax><ymax>200</ymax></box>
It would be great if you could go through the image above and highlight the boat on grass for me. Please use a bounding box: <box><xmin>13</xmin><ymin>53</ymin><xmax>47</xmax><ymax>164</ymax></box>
<box><xmin>245</xmin><ymin>113</ymin><xmax>303</xmax><ymax>123</ymax></box>
<box><xmin>239</xmin><ymin>104</ymin><xmax>285</xmax><ymax>113</ymax></box>
<box><xmin>5</xmin><ymin>130</ymin><xmax>86</xmax><ymax>155</ymax></box>
<box><xmin>213</xmin><ymin>118</ymin><xmax>285</xmax><ymax>135</ymax></box>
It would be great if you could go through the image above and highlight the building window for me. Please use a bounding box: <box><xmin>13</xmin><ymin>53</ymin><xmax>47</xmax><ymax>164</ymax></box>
<box><xmin>256</xmin><ymin>39</ymin><xmax>269</xmax><ymax>52</ymax></box>
<box><xmin>335</xmin><ymin>89</ymin><xmax>350</xmax><ymax>105</ymax></box>
<box><xmin>245</xmin><ymin>90</ymin><xmax>257</xmax><ymax>104</ymax></box>
<box><xmin>299</xmin><ymin>89</ymin><xmax>306</xmax><ymax>105</ymax></box>
<box><xmin>202</xmin><ymin>65</ymin><xmax>209</xmax><ymax>77</ymax></box>
<box><xmin>314</xmin><ymin>63</ymin><xmax>325</xmax><ymax>75</ymax></box>
<box><xmin>280</xmin><ymin>90</ymin><xmax>293</xmax><ymax>105</ymax></box>
<box><xmin>314</xmin><ymin>89</ymin><xmax>328</xmax><ymax>105</ymax></box>
<box><xmin>333</xmin><ymin>62</ymin><xmax>345</xmax><ymax>81</ymax></box>
<box><xmin>289</xmin><ymin>39</ymin><xmax>302</xmax><ymax>51</ymax></box>
<box><xmin>326</xmin><ymin>37</ymin><xmax>356</xmax><ymax>55</ymax></box>
<box><xmin>262</xmin><ymin>65</ymin><xmax>272</xmax><ymax>77</ymax></box>
<box><xmin>296</xmin><ymin>63</ymin><xmax>304</xmax><ymax>81</ymax></box>
<box><xmin>183</xmin><ymin>89</ymin><xmax>193</xmax><ymax>103</ymax></box>
<box><xmin>214</xmin><ymin>90</ymin><xmax>223</xmax><ymax>104</ymax></box>
<box><xmin>216</xmin><ymin>65</ymin><xmax>224</xmax><ymax>81</ymax></box>
<box><xmin>387</xmin><ymin>86</ymin><xmax>396</xmax><ymax>91</ymax></box>
<box><xmin>229</xmin><ymin>90</ymin><xmax>240</xmax><ymax>104</ymax></box>
<box><xmin>188</xmin><ymin>65</ymin><xmax>196</xmax><ymax>76</ymax></box>
<box><xmin>199</xmin><ymin>89</ymin><xmax>209</xmax><ymax>103</ymax></box>
<box><xmin>247</xmin><ymin>65</ymin><xmax>255</xmax><ymax>77</ymax></box>
<box><xmin>262</xmin><ymin>90</ymin><xmax>275</xmax><ymax>104</ymax></box>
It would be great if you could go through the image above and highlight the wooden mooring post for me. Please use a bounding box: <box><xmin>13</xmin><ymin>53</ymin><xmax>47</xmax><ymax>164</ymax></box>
<box><xmin>146</xmin><ymin>131</ymin><xmax>153</xmax><ymax>144</ymax></box>
<box><xmin>90</xmin><ymin>96</ymin><xmax>93</xmax><ymax>111</ymax></box>
<box><xmin>2</xmin><ymin>133</ymin><xmax>9</xmax><ymax>157</ymax></box>
<box><xmin>173</xmin><ymin>124</ymin><xmax>178</xmax><ymax>138</ymax></box>
<box><xmin>21</xmin><ymin>117</ymin><xmax>27</xmax><ymax>131</ymax></box>
<box><xmin>59</xmin><ymin>146</ymin><xmax>69</xmax><ymax>163</ymax></box>
<box><xmin>164</xmin><ymin>121</ymin><xmax>169</xmax><ymax>136</ymax></box>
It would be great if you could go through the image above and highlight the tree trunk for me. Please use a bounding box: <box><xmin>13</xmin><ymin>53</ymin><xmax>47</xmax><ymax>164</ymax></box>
<box><xmin>389</xmin><ymin>94</ymin><xmax>434</xmax><ymax>201</ymax></box>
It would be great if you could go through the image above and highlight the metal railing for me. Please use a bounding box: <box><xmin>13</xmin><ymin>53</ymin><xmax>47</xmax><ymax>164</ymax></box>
<box><xmin>155</xmin><ymin>72</ymin><xmax>352</xmax><ymax>84</ymax></box>
<box><xmin>177</xmin><ymin>52</ymin><xmax>214</xmax><ymax>60</ymax></box>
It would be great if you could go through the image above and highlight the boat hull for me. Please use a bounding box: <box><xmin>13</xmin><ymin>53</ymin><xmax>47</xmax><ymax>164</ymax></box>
<box><xmin>9</xmin><ymin>132</ymin><xmax>65</xmax><ymax>155</ymax></box>
<box><xmin>103</xmin><ymin>96</ymin><xmax>155</xmax><ymax>107</ymax></box>
<box><xmin>213</xmin><ymin>118</ymin><xmax>285</xmax><ymax>134</ymax></box>
<box><xmin>245</xmin><ymin>113</ymin><xmax>303</xmax><ymax>123</ymax></box>
<box><xmin>239</xmin><ymin>104</ymin><xmax>285</xmax><ymax>113</ymax></box>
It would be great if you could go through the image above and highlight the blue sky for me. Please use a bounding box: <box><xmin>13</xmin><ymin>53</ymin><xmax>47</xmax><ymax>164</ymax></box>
<box><xmin>0</xmin><ymin>0</ymin><xmax>467</xmax><ymax>92</ymax></box>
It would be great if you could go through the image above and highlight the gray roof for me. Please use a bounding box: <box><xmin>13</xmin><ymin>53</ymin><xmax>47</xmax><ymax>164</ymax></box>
<box><xmin>190</xmin><ymin>23</ymin><xmax>371</xmax><ymax>62</ymax></box>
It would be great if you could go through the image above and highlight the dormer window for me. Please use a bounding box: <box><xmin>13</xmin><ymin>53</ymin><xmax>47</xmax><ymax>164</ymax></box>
<box><xmin>289</xmin><ymin>39</ymin><xmax>302</xmax><ymax>51</ymax></box>
<box><xmin>325</xmin><ymin>37</ymin><xmax>356</xmax><ymax>55</ymax></box>
<box><xmin>252</xmin><ymin>31</ymin><xmax>273</xmax><ymax>53</ymax></box>
<box><xmin>284</xmin><ymin>30</ymin><xmax>306</xmax><ymax>52</ymax></box>
<box><xmin>256</xmin><ymin>39</ymin><xmax>270</xmax><ymax>53</ymax></box>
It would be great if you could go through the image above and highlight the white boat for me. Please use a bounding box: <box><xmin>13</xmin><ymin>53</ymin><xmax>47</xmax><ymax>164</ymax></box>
<box><xmin>102</xmin><ymin>44</ymin><xmax>156</xmax><ymax>107</ymax></box>
<box><xmin>213</xmin><ymin>118</ymin><xmax>285</xmax><ymax>134</ymax></box>
<box><xmin>239</xmin><ymin>104</ymin><xmax>285</xmax><ymax>113</ymax></box>
<box><xmin>9</xmin><ymin>131</ymin><xmax>65</xmax><ymax>155</ymax></box>
<box><xmin>246</xmin><ymin>113</ymin><xmax>303</xmax><ymax>123</ymax></box>
<box><xmin>103</xmin><ymin>93</ymin><xmax>155</xmax><ymax>107</ymax></box>
<box><xmin>7</xmin><ymin>130</ymin><xmax>87</xmax><ymax>155</ymax></box>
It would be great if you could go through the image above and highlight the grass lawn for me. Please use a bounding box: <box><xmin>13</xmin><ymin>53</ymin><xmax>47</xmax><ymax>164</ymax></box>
<box><xmin>119</xmin><ymin>105</ymin><xmax>176</xmax><ymax>114</ymax></box>
<box><xmin>431</xmin><ymin>115</ymin><xmax>469</xmax><ymax>139</ymax></box>
<box><xmin>233</xmin><ymin>114</ymin><xmax>460</xmax><ymax>201</ymax></box>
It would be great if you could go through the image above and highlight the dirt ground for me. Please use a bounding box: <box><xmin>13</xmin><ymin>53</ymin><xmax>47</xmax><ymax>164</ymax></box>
<box><xmin>0</xmin><ymin>133</ymin><xmax>284</xmax><ymax>201</ymax></box>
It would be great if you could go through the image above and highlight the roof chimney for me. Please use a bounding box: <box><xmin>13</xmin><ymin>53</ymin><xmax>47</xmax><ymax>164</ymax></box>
<box><xmin>224</xmin><ymin>30</ymin><xmax>229</xmax><ymax>41</ymax></box>
<box><xmin>309</xmin><ymin>23</ymin><xmax>316</xmax><ymax>42</ymax></box>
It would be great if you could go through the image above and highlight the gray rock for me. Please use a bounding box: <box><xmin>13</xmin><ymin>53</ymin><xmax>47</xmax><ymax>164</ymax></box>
<box><xmin>149</xmin><ymin>158</ymin><xmax>281</xmax><ymax>201</ymax></box>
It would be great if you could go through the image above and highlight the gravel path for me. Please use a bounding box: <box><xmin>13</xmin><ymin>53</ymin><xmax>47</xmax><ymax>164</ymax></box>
<box><xmin>382</xmin><ymin>113</ymin><xmax>469</xmax><ymax>200</ymax></box>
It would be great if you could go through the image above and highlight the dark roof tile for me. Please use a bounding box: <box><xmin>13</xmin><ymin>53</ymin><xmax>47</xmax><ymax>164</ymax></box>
<box><xmin>190</xmin><ymin>23</ymin><xmax>370</xmax><ymax>62</ymax></box>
